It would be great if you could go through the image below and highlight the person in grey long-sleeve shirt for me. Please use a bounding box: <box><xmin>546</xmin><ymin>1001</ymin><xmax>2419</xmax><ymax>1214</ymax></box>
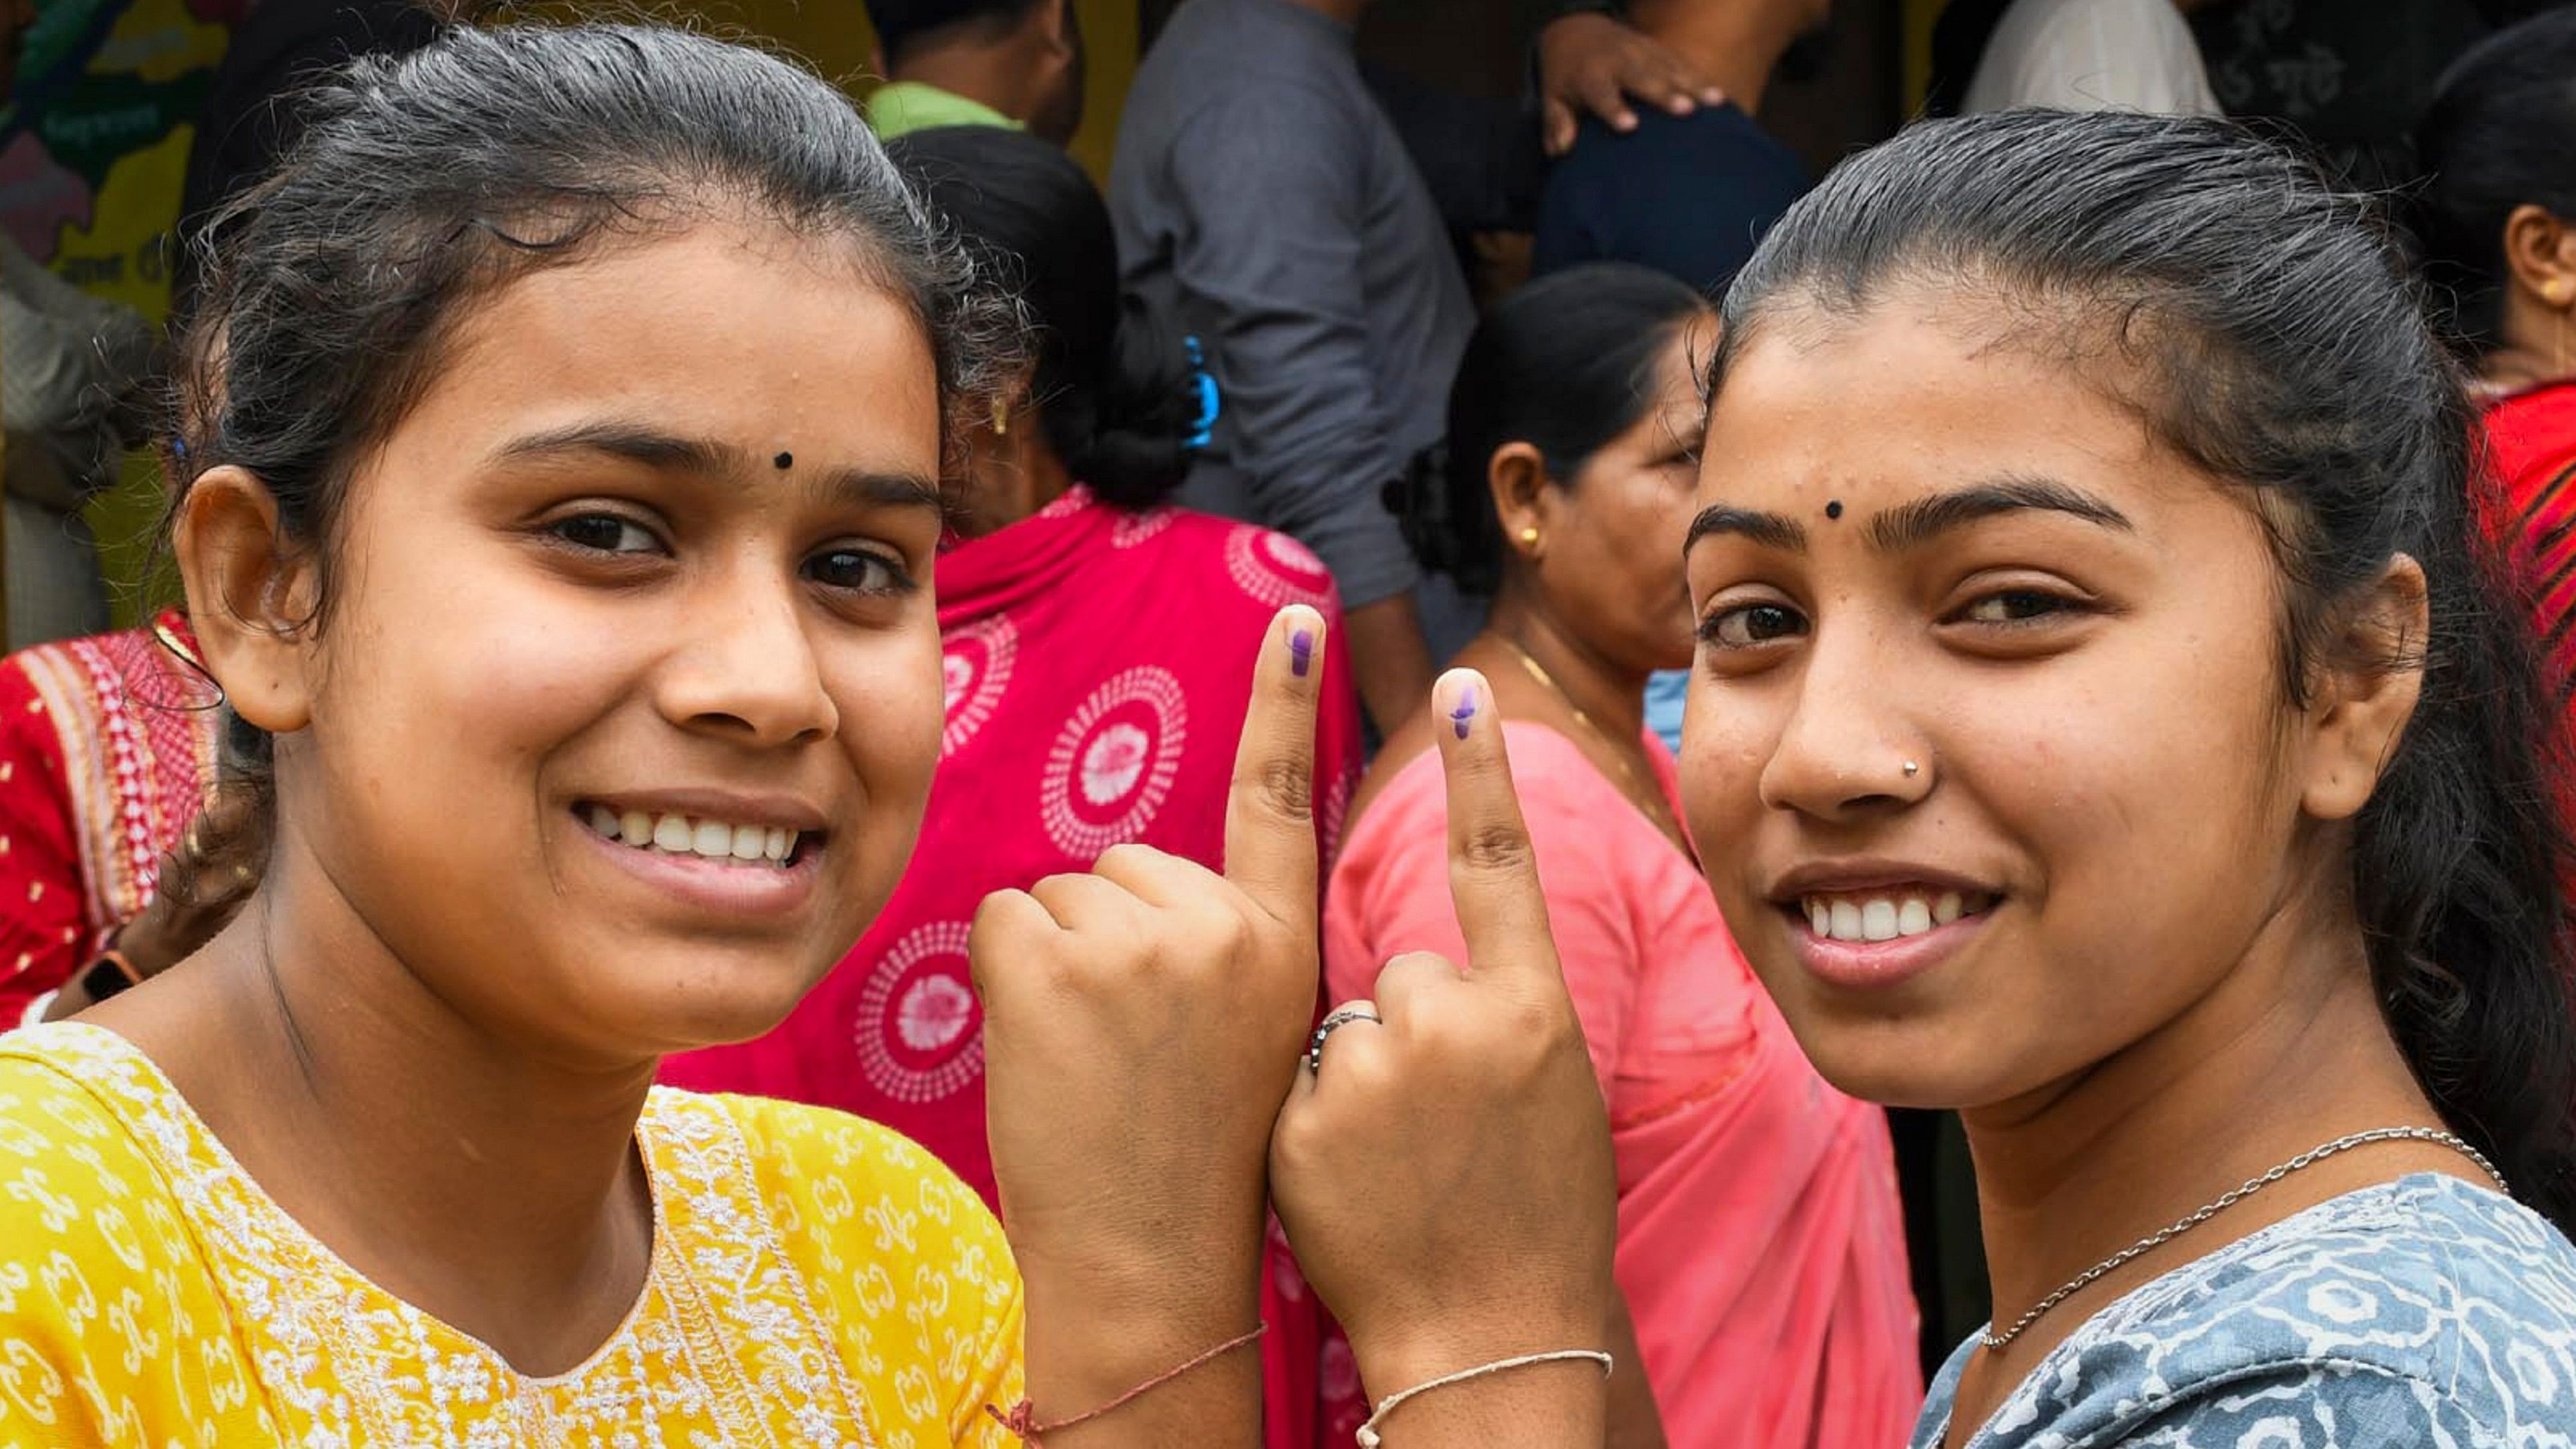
<box><xmin>1111</xmin><ymin>0</ymin><xmax>1476</xmax><ymax>731</ymax></box>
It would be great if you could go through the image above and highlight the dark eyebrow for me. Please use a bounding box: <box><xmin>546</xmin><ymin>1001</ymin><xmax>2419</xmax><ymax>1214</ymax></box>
<box><xmin>1685</xmin><ymin>505</ymin><xmax>1807</xmax><ymax>555</ymax></box>
<box><xmin>493</xmin><ymin>421</ymin><xmax>943</xmax><ymax>515</ymax></box>
<box><xmin>813</xmin><ymin>466</ymin><xmax>947</xmax><ymax>515</ymax></box>
<box><xmin>1866</xmin><ymin>474</ymin><xmax>2133</xmax><ymax>552</ymax></box>
<box><xmin>498</xmin><ymin>420</ymin><xmax>726</xmax><ymax>473</ymax></box>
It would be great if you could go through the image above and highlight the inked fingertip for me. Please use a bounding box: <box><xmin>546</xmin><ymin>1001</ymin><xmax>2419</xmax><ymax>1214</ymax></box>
<box><xmin>1435</xmin><ymin>667</ymin><xmax>1488</xmax><ymax>741</ymax></box>
<box><xmin>1275</xmin><ymin>604</ymin><xmax>1325</xmax><ymax>679</ymax></box>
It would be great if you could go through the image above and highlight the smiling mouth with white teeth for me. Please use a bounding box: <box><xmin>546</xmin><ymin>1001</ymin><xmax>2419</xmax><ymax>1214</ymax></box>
<box><xmin>1799</xmin><ymin>890</ymin><xmax>1997</xmax><ymax>944</ymax></box>
<box><xmin>578</xmin><ymin>806</ymin><xmax>809</xmax><ymax>869</ymax></box>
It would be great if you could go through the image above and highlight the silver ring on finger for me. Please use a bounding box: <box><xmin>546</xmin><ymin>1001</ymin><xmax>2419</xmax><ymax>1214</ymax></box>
<box><xmin>1305</xmin><ymin>1002</ymin><xmax>1382</xmax><ymax>1073</ymax></box>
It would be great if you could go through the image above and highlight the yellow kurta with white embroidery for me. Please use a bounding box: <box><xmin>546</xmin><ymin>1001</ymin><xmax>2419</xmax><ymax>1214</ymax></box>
<box><xmin>0</xmin><ymin>1022</ymin><xmax>1024</xmax><ymax>1447</ymax></box>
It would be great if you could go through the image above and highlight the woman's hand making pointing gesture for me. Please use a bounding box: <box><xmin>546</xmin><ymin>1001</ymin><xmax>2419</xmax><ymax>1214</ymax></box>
<box><xmin>974</xmin><ymin>606</ymin><xmax>1616</xmax><ymax>1446</ymax></box>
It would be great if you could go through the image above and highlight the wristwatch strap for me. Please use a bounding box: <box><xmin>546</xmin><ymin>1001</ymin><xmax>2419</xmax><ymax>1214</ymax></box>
<box><xmin>77</xmin><ymin>946</ymin><xmax>143</xmax><ymax>1003</ymax></box>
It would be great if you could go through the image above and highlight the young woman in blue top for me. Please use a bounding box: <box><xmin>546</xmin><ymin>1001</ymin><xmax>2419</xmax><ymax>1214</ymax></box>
<box><xmin>1681</xmin><ymin>110</ymin><xmax>2576</xmax><ymax>1446</ymax></box>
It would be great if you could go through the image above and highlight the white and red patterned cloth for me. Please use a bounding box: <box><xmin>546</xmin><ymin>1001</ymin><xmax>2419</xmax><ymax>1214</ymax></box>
<box><xmin>664</xmin><ymin>487</ymin><xmax>1365</xmax><ymax>1446</ymax></box>
<box><xmin>0</xmin><ymin>612</ymin><xmax>220</xmax><ymax>1022</ymax></box>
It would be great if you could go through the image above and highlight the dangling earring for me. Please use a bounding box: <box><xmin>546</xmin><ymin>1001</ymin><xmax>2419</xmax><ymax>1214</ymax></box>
<box><xmin>991</xmin><ymin>399</ymin><xmax>1010</xmax><ymax>435</ymax></box>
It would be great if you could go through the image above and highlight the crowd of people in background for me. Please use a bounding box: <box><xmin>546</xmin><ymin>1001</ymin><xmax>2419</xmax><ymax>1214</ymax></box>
<box><xmin>2</xmin><ymin>0</ymin><xmax>2576</xmax><ymax>1445</ymax></box>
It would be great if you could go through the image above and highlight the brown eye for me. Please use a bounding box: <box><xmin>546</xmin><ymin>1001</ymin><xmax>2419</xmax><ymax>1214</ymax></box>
<box><xmin>1960</xmin><ymin>590</ymin><xmax>2075</xmax><ymax>625</ymax></box>
<box><xmin>1703</xmin><ymin>602</ymin><xmax>1807</xmax><ymax>648</ymax></box>
<box><xmin>552</xmin><ymin>514</ymin><xmax>660</xmax><ymax>555</ymax></box>
<box><xmin>803</xmin><ymin>548</ymin><xmax>910</xmax><ymax>595</ymax></box>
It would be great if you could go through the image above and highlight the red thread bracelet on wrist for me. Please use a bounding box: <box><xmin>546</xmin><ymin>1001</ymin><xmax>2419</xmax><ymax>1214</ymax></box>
<box><xmin>985</xmin><ymin>1322</ymin><xmax>1267</xmax><ymax>1445</ymax></box>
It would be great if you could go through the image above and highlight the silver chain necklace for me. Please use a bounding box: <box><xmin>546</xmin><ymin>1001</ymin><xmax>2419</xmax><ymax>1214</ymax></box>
<box><xmin>1981</xmin><ymin>1126</ymin><xmax>2506</xmax><ymax>1352</ymax></box>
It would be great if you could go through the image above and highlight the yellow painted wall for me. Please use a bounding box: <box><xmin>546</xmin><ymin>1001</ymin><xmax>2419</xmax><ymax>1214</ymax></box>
<box><xmin>1902</xmin><ymin>0</ymin><xmax>1941</xmax><ymax>117</ymax></box>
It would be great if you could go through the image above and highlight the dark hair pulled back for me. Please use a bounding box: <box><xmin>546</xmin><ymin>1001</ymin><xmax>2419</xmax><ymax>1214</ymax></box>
<box><xmin>172</xmin><ymin>21</ymin><xmax>1022</xmax><ymax>850</ymax></box>
<box><xmin>1387</xmin><ymin>262</ymin><xmax>1707</xmax><ymax>596</ymax></box>
<box><xmin>1719</xmin><ymin>110</ymin><xmax>2576</xmax><ymax>1229</ymax></box>
<box><xmin>863</xmin><ymin>0</ymin><xmax>1044</xmax><ymax>66</ymax></box>
<box><xmin>887</xmin><ymin>124</ymin><xmax>1195</xmax><ymax>509</ymax></box>
<box><xmin>2410</xmin><ymin>6</ymin><xmax>2576</xmax><ymax>355</ymax></box>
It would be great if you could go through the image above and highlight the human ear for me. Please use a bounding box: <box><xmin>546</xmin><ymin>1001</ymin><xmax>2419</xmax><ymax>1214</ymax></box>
<box><xmin>1040</xmin><ymin>0</ymin><xmax>1074</xmax><ymax>52</ymax></box>
<box><xmin>2298</xmin><ymin>554</ymin><xmax>2429</xmax><ymax>822</ymax></box>
<box><xmin>2501</xmin><ymin>204</ymin><xmax>2576</xmax><ymax>310</ymax></box>
<box><xmin>174</xmin><ymin>465</ymin><xmax>321</xmax><ymax>737</ymax></box>
<box><xmin>1486</xmin><ymin>441</ymin><xmax>1554</xmax><ymax>560</ymax></box>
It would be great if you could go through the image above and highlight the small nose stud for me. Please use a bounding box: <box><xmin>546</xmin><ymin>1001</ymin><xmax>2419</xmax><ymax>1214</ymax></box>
<box><xmin>1902</xmin><ymin>760</ymin><xmax>1920</xmax><ymax>778</ymax></box>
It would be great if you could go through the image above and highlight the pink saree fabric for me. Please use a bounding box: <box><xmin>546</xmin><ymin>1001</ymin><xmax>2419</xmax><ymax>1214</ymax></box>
<box><xmin>664</xmin><ymin>488</ymin><xmax>1366</xmax><ymax>1447</ymax></box>
<box><xmin>1322</xmin><ymin>722</ymin><xmax>1921</xmax><ymax>1448</ymax></box>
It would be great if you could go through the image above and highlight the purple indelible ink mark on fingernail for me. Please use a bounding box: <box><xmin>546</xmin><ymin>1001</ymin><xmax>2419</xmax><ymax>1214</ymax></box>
<box><xmin>1448</xmin><ymin>684</ymin><xmax>1478</xmax><ymax>739</ymax></box>
<box><xmin>1289</xmin><ymin>628</ymin><xmax>1315</xmax><ymax>678</ymax></box>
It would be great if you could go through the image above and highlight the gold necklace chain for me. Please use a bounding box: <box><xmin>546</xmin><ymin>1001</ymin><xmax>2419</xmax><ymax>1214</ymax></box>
<box><xmin>1981</xmin><ymin>1126</ymin><xmax>2507</xmax><ymax>1352</ymax></box>
<box><xmin>1496</xmin><ymin>636</ymin><xmax>1687</xmax><ymax>851</ymax></box>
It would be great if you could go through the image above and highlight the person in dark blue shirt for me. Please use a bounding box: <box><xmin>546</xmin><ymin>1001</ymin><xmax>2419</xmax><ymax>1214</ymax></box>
<box><xmin>1535</xmin><ymin>99</ymin><xmax>1809</xmax><ymax>296</ymax></box>
<box><xmin>1534</xmin><ymin>0</ymin><xmax>1823</xmax><ymax>297</ymax></box>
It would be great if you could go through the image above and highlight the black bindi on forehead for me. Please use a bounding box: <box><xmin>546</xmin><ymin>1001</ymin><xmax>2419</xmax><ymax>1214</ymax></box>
<box><xmin>773</xmin><ymin>451</ymin><xmax>793</xmax><ymax>470</ymax></box>
<box><xmin>1824</xmin><ymin>499</ymin><xmax>1844</xmax><ymax>520</ymax></box>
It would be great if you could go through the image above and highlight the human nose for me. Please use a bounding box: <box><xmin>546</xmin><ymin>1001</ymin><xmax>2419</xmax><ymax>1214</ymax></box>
<box><xmin>654</xmin><ymin>569</ymin><xmax>839</xmax><ymax>747</ymax></box>
<box><xmin>1755</xmin><ymin>617</ymin><xmax>1932</xmax><ymax>821</ymax></box>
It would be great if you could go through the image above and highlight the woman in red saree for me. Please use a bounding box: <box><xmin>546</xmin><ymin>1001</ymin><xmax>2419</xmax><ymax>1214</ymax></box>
<box><xmin>658</xmin><ymin>126</ymin><xmax>1365</xmax><ymax>1447</ymax></box>
<box><xmin>0</xmin><ymin>612</ymin><xmax>230</xmax><ymax>1026</ymax></box>
<box><xmin>2414</xmin><ymin>10</ymin><xmax>2576</xmax><ymax>686</ymax></box>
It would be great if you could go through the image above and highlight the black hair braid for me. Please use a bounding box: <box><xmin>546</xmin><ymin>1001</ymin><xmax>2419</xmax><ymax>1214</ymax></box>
<box><xmin>885</xmin><ymin>124</ymin><xmax>1193</xmax><ymax>511</ymax></box>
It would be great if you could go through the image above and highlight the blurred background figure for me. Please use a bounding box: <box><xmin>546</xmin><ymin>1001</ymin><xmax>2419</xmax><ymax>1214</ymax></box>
<box><xmin>1944</xmin><ymin>0</ymin><xmax>2221</xmax><ymax>116</ymax></box>
<box><xmin>2</xmin><ymin>0</ymin><xmax>154</xmax><ymax>650</ymax></box>
<box><xmin>2185</xmin><ymin>0</ymin><xmax>2509</xmax><ymax>190</ymax></box>
<box><xmin>2412</xmin><ymin>5</ymin><xmax>2576</xmax><ymax>691</ymax></box>
<box><xmin>659</xmin><ymin>122</ymin><xmax>1366</xmax><ymax>1448</ymax></box>
<box><xmin>1534</xmin><ymin>0</ymin><xmax>1825</xmax><ymax>296</ymax></box>
<box><xmin>862</xmin><ymin>0</ymin><xmax>1087</xmax><ymax>143</ymax></box>
<box><xmin>1110</xmin><ymin>0</ymin><xmax>1474</xmax><ymax>736</ymax></box>
<box><xmin>4</xmin><ymin>235</ymin><xmax>155</xmax><ymax>650</ymax></box>
<box><xmin>1339</xmin><ymin>262</ymin><xmax>1922</xmax><ymax>1449</ymax></box>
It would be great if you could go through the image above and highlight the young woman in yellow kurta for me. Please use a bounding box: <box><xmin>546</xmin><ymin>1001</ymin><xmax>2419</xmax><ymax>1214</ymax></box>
<box><xmin>0</xmin><ymin>25</ymin><xmax>1043</xmax><ymax>1446</ymax></box>
<box><xmin>0</xmin><ymin>1026</ymin><xmax>1022</xmax><ymax>1444</ymax></box>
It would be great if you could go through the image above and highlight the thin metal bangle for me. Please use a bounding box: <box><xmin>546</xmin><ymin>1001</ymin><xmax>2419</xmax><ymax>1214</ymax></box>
<box><xmin>1356</xmin><ymin>1349</ymin><xmax>1614</xmax><ymax>1447</ymax></box>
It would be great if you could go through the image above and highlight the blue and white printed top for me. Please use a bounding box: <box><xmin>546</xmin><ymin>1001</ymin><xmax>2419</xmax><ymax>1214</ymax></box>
<box><xmin>1915</xmin><ymin>1174</ymin><xmax>2576</xmax><ymax>1448</ymax></box>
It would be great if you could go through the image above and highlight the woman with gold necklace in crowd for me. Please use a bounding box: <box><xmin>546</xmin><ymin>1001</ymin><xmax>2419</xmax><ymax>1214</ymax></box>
<box><xmin>1336</xmin><ymin>261</ymin><xmax>1924</xmax><ymax>1449</ymax></box>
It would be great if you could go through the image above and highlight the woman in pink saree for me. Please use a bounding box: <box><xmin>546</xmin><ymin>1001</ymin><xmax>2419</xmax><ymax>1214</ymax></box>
<box><xmin>1331</xmin><ymin>264</ymin><xmax>1920</xmax><ymax>1448</ymax></box>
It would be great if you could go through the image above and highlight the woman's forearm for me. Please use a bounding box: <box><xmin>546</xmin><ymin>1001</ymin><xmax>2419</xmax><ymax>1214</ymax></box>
<box><xmin>1356</xmin><ymin>1355</ymin><xmax>1608</xmax><ymax>1448</ymax></box>
<box><xmin>1016</xmin><ymin>1241</ymin><xmax>1267</xmax><ymax>1448</ymax></box>
<box><xmin>1603</xmin><ymin>1292</ymin><xmax>1669</xmax><ymax>1449</ymax></box>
